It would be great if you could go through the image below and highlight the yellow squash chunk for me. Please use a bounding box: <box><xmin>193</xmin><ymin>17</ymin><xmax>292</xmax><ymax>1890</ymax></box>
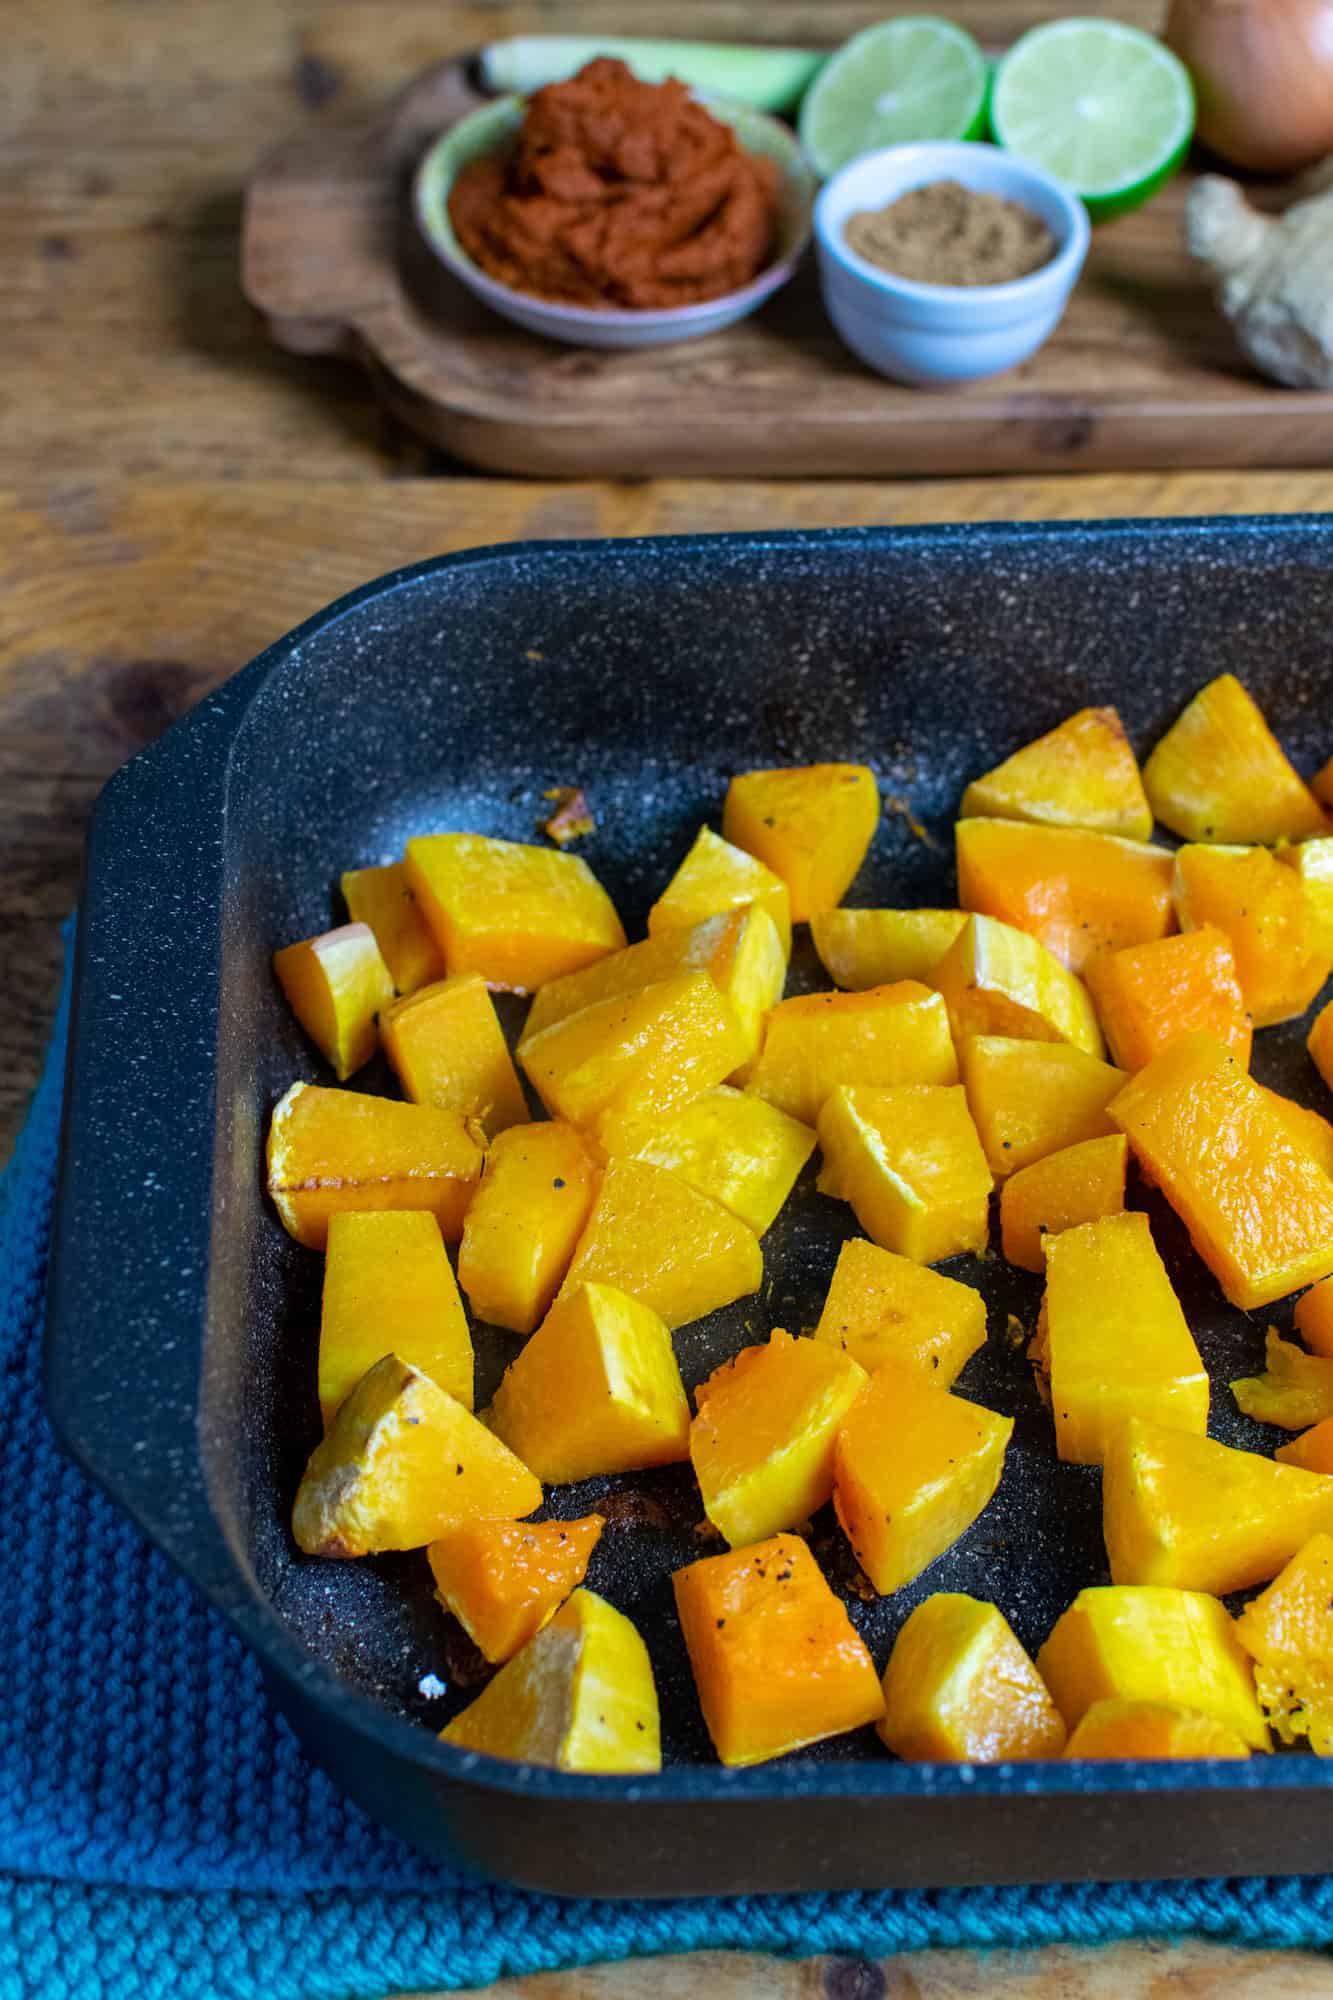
<box><xmin>813</xmin><ymin>1235</ymin><xmax>985</xmax><ymax>1384</ymax></box>
<box><xmin>1278</xmin><ymin>1420</ymin><xmax>1333</xmax><ymax>1474</ymax></box>
<box><xmin>816</xmin><ymin>1084</ymin><xmax>991</xmax><ymax>1266</ymax></box>
<box><xmin>1258</xmin><ymin>1088</ymin><xmax>1333</xmax><ymax>1181</ymax></box>
<box><xmin>406</xmin><ymin>832</ymin><xmax>625</xmax><ymax>993</ymax></box>
<box><xmin>723</xmin><ymin>762</ymin><xmax>880</xmax><ymax>923</ymax></box>
<box><xmin>933</xmin><ymin>914</ymin><xmax>1104</xmax><ymax>1057</ymax></box>
<box><xmin>292</xmin><ymin>1355</ymin><xmax>540</xmax><ymax>1557</ymax></box>
<box><xmin>1103</xmin><ymin>1416</ymin><xmax>1333</xmax><ymax>1596</ymax></box>
<box><xmin>1036</xmin><ymin>1585</ymin><xmax>1269</xmax><ymax>1748</ymax></box>
<box><xmin>381</xmin><ymin>973</ymin><xmax>528</xmax><ymax>1137</ymax></box>
<box><xmin>690</xmin><ymin>1330</ymin><xmax>868</xmax><ymax>1548</ymax></box>
<box><xmin>745</xmin><ymin>982</ymin><xmax>957</xmax><ymax>1127</ymax></box>
<box><xmin>1312</xmin><ymin>998</ymin><xmax>1333</xmax><ymax>1094</ymax></box>
<box><xmin>1232</xmin><ymin>1329</ymin><xmax>1333</xmax><ymax>1431</ymax></box>
<box><xmin>1083</xmin><ymin>926</ymin><xmax>1252</xmax><ymax>1073</ymax></box>
<box><xmin>456</xmin><ymin>1120</ymin><xmax>598</xmax><ymax>1335</ymax></box>
<box><xmin>1234</xmin><ymin>1533</ymin><xmax>1333</xmax><ymax>1753</ymax></box>
<box><xmin>621</xmin><ymin>1086</ymin><xmax>814</xmax><ymax>1236</ymax></box>
<box><xmin>1064</xmin><ymin>1699</ymin><xmax>1251</xmax><ymax>1760</ymax></box>
<box><xmin>956</xmin><ymin>818</ymin><xmax>1175</xmax><ymax>974</ymax></box>
<box><xmin>266</xmin><ymin>1081</ymin><xmax>485</xmax><ymax>1251</ymax></box>
<box><xmin>1278</xmin><ymin>837</ymin><xmax>1333</xmax><ymax>959</ymax></box>
<box><xmin>272</xmin><ymin>922</ymin><xmax>394</xmax><ymax>1081</ymax></box>
<box><xmin>561</xmin><ymin>1160</ymin><xmax>762</xmax><ymax>1330</ymax></box>
<box><xmin>341</xmin><ymin>861</ymin><xmax>444</xmax><ymax>995</ymax></box>
<box><xmin>1173</xmin><ymin>843</ymin><xmax>1329</xmax><ymax>1028</ymax></box>
<box><xmin>1142</xmin><ymin>673</ymin><xmax>1325</xmax><ymax>846</ymax></box>
<box><xmin>999</xmin><ymin>1133</ymin><xmax>1128</xmax><ymax>1273</ymax></box>
<box><xmin>439</xmin><ymin>1588</ymin><xmax>660</xmax><ymax>1773</ymax></box>
<box><xmin>1297</xmin><ymin>1275</ymin><xmax>1333</xmax><ymax>1359</ymax></box>
<box><xmin>811</xmin><ymin>908</ymin><xmax>967</xmax><ymax>990</ymax></box>
<box><xmin>1110</xmin><ymin>1032</ymin><xmax>1333</xmax><ymax>1310</ymax></box>
<box><xmin>961</xmin><ymin>1036</ymin><xmax>1125</xmax><ymax>1181</ymax></box>
<box><xmin>1041</xmin><ymin>1212</ymin><xmax>1207</xmax><ymax>1466</ymax></box>
<box><xmin>963</xmin><ymin>706</ymin><xmax>1152</xmax><ymax>841</ymax></box>
<box><xmin>672</xmin><ymin>1533</ymin><xmax>883</xmax><ymax>1768</ymax></box>
<box><xmin>648</xmin><ymin>825</ymin><xmax>792</xmax><ymax>956</ymax></box>
<box><xmin>489</xmin><ymin>1282</ymin><xmax>690</xmax><ymax>1483</ymax></box>
<box><xmin>427</xmin><ymin>1515</ymin><xmax>604</xmax><ymax>1665</ymax></box>
<box><xmin>319</xmin><ymin>1211</ymin><xmax>473</xmax><ymax>1427</ymax></box>
<box><xmin>834</xmin><ymin>1364</ymin><xmax>1012</xmax><ymax>1594</ymax></box>
<box><xmin>878</xmin><ymin>1594</ymin><xmax>1067</xmax><ymax>1762</ymax></box>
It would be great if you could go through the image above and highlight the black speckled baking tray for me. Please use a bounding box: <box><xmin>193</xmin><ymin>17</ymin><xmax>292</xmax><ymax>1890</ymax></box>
<box><xmin>45</xmin><ymin>519</ymin><xmax>1333</xmax><ymax>1898</ymax></box>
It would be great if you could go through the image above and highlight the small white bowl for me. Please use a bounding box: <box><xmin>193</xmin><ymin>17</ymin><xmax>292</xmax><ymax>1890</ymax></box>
<box><xmin>414</xmin><ymin>95</ymin><xmax>816</xmax><ymax>350</ymax></box>
<box><xmin>814</xmin><ymin>140</ymin><xmax>1090</xmax><ymax>388</ymax></box>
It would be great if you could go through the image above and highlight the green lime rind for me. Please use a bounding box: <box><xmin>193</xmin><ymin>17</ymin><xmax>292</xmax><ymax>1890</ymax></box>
<box><xmin>799</xmin><ymin>16</ymin><xmax>989</xmax><ymax>181</ymax></box>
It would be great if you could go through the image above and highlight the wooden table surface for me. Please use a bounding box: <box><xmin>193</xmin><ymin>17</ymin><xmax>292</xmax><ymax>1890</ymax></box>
<box><xmin>7</xmin><ymin>1</ymin><xmax>1333</xmax><ymax>1991</ymax></box>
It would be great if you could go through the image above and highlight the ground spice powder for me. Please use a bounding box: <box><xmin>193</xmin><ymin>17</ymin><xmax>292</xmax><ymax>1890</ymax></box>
<box><xmin>844</xmin><ymin>178</ymin><xmax>1056</xmax><ymax>287</ymax></box>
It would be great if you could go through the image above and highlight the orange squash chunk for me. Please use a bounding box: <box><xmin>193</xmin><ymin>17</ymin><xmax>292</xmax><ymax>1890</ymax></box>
<box><xmin>266</xmin><ymin>1082</ymin><xmax>485</xmax><ymax>1251</ymax></box>
<box><xmin>817</xmin><ymin>1083</ymin><xmax>991</xmax><ymax>1265</ymax></box>
<box><xmin>811</xmin><ymin>908</ymin><xmax>967</xmax><ymax>990</ymax></box>
<box><xmin>406</xmin><ymin>832</ymin><xmax>625</xmax><ymax>993</ymax></box>
<box><xmin>1278</xmin><ymin>1420</ymin><xmax>1333</xmax><ymax>1474</ymax></box>
<box><xmin>1278</xmin><ymin>838</ymin><xmax>1333</xmax><ymax>960</ymax></box>
<box><xmin>1084</xmin><ymin>926</ymin><xmax>1251</xmax><ymax>1073</ymax></box>
<box><xmin>1142</xmin><ymin>673</ymin><xmax>1325</xmax><ymax>846</ymax></box>
<box><xmin>647</xmin><ymin>825</ymin><xmax>792</xmax><ymax>956</ymax></box>
<box><xmin>1064</xmin><ymin>1699</ymin><xmax>1251</xmax><ymax>1760</ymax></box>
<box><xmin>1297</xmin><ymin>1276</ymin><xmax>1333</xmax><ymax>1359</ymax></box>
<box><xmin>813</xmin><ymin>1235</ymin><xmax>985</xmax><ymax>1384</ymax></box>
<box><xmin>1312</xmin><ymin>998</ymin><xmax>1333</xmax><ymax>1094</ymax></box>
<box><xmin>962</xmin><ymin>706</ymin><xmax>1152</xmax><ymax>841</ymax></box>
<box><xmin>690</xmin><ymin>1330</ymin><xmax>867</xmax><ymax>1547</ymax></box>
<box><xmin>1235</xmin><ymin>1534</ymin><xmax>1333</xmax><ymax>1753</ymax></box>
<box><xmin>341</xmin><ymin>861</ymin><xmax>444</xmax><ymax>995</ymax></box>
<box><xmin>956</xmin><ymin>818</ymin><xmax>1175</xmax><ymax>974</ymax></box>
<box><xmin>1232</xmin><ymin>1330</ymin><xmax>1333</xmax><ymax>1431</ymax></box>
<box><xmin>933</xmin><ymin>914</ymin><xmax>1105</xmax><ymax>1056</ymax></box>
<box><xmin>1173</xmin><ymin>844</ymin><xmax>1329</xmax><ymax>1028</ymax></box>
<box><xmin>723</xmin><ymin>763</ymin><xmax>879</xmax><ymax>923</ymax></box>
<box><xmin>561</xmin><ymin>1160</ymin><xmax>762</xmax><ymax>1331</ymax></box>
<box><xmin>1258</xmin><ymin>1088</ymin><xmax>1333</xmax><ymax>1181</ymax></box>
<box><xmin>961</xmin><ymin>1035</ymin><xmax>1125</xmax><ymax>1181</ymax></box>
<box><xmin>427</xmin><ymin>1515</ymin><xmax>604</xmax><ymax>1665</ymax></box>
<box><xmin>833</xmin><ymin>1365</ymin><xmax>1012</xmax><ymax>1594</ymax></box>
<box><xmin>879</xmin><ymin>1594</ymin><xmax>1067</xmax><ymax>1762</ymax></box>
<box><xmin>272</xmin><ymin>922</ymin><xmax>394</xmax><ymax>1081</ymax></box>
<box><xmin>319</xmin><ymin>1211</ymin><xmax>473</xmax><ymax>1427</ymax></box>
<box><xmin>673</xmin><ymin>1533</ymin><xmax>884</xmax><ymax>1767</ymax></box>
<box><xmin>744</xmin><ymin>982</ymin><xmax>957</xmax><ymax>1127</ymax></box>
<box><xmin>457</xmin><ymin>1120</ymin><xmax>598</xmax><ymax>1335</ymax></box>
<box><xmin>381</xmin><ymin>974</ymin><xmax>528</xmax><ymax>1137</ymax></box>
<box><xmin>1110</xmin><ymin>1032</ymin><xmax>1333</xmax><ymax>1310</ymax></box>
<box><xmin>1000</xmin><ymin>1134</ymin><xmax>1128</xmax><ymax>1272</ymax></box>
<box><xmin>624</xmin><ymin>1086</ymin><xmax>815</xmax><ymax>1237</ymax></box>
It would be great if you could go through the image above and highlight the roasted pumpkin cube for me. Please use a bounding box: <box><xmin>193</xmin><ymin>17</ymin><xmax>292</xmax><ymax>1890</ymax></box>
<box><xmin>1036</xmin><ymin>1585</ymin><xmax>1268</xmax><ymax>1748</ymax></box>
<box><xmin>381</xmin><ymin>973</ymin><xmax>528</xmax><ymax>1137</ymax></box>
<box><xmin>292</xmin><ymin>1355</ymin><xmax>540</xmax><ymax>1557</ymax></box>
<box><xmin>1083</xmin><ymin>926</ymin><xmax>1252</xmax><ymax>1073</ymax></box>
<box><xmin>956</xmin><ymin>818</ymin><xmax>1175</xmax><ymax>974</ymax></box>
<box><xmin>266</xmin><ymin>1082</ymin><xmax>485</xmax><ymax>1251</ymax></box>
<box><xmin>817</xmin><ymin>1084</ymin><xmax>991</xmax><ymax>1265</ymax></box>
<box><xmin>1317</xmin><ymin>758</ymin><xmax>1333</xmax><ymax>811</ymax></box>
<box><xmin>319</xmin><ymin>1211</ymin><xmax>473</xmax><ymax>1427</ymax></box>
<box><xmin>439</xmin><ymin>1588</ymin><xmax>660</xmax><ymax>1773</ymax></box>
<box><xmin>1041</xmin><ymin>1212</ymin><xmax>1207</xmax><ymax>1466</ymax></box>
<box><xmin>1142</xmin><ymin>673</ymin><xmax>1325</xmax><ymax>846</ymax></box>
<box><xmin>1259</xmin><ymin>1088</ymin><xmax>1333</xmax><ymax>1181</ymax></box>
<box><xmin>272</xmin><ymin>922</ymin><xmax>394</xmax><ymax>1081</ymax></box>
<box><xmin>878</xmin><ymin>1594</ymin><xmax>1067</xmax><ymax>1762</ymax></box>
<box><xmin>406</xmin><ymin>832</ymin><xmax>625</xmax><ymax>993</ymax></box>
<box><xmin>456</xmin><ymin>1120</ymin><xmax>598</xmax><ymax>1335</ymax></box>
<box><xmin>341</xmin><ymin>861</ymin><xmax>444</xmax><ymax>995</ymax></box>
<box><xmin>1064</xmin><ymin>1699</ymin><xmax>1251</xmax><ymax>1760</ymax></box>
<box><xmin>1110</xmin><ymin>1032</ymin><xmax>1333</xmax><ymax>1309</ymax></box>
<box><xmin>672</xmin><ymin>1533</ymin><xmax>884</xmax><ymax>1767</ymax></box>
<box><xmin>1234</xmin><ymin>1533</ymin><xmax>1333</xmax><ymax>1753</ymax></box>
<box><xmin>1297</xmin><ymin>1276</ymin><xmax>1333</xmax><ymax>1359</ymax></box>
<box><xmin>1232</xmin><ymin>1329</ymin><xmax>1333</xmax><ymax>1431</ymax></box>
<box><xmin>621</xmin><ymin>1086</ymin><xmax>814</xmax><ymax>1236</ymax></box>
<box><xmin>1277</xmin><ymin>1421</ymin><xmax>1333</xmax><ymax>1474</ymax></box>
<box><xmin>648</xmin><ymin>824</ymin><xmax>792</xmax><ymax>956</ymax></box>
<box><xmin>690</xmin><ymin>1330</ymin><xmax>867</xmax><ymax>1547</ymax></box>
<box><xmin>745</xmin><ymin>982</ymin><xmax>957</xmax><ymax>1127</ymax></box>
<box><xmin>1278</xmin><ymin>838</ymin><xmax>1333</xmax><ymax>960</ymax></box>
<box><xmin>933</xmin><ymin>914</ymin><xmax>1104</xmax><ymax>1056</ymax></box>
<box><xmin>1173</xmin><ymin>843</ymin><xmax>1329</xmax><ymax>1028</ymax></box>
<box><xmin>723</xmin><ymin>763</ymin><xmax>879</xmax><ymax>923</ymax></box>
<box><xmin>427</xmin><ymin>1515</ymin><xmax>604</xmax><ymax>1665</ymax></box>
<box><xmin>999</xmin><ymin>1133</ymin><xmax>1128</xmax><ymax>1272</ymax></box>
<box><xmin>813</xmin><ymin>1235</ymin><xmax>985</xmax><ymax>1384</ymax></box>
<box><xmin>961</xmin><ymin>1035</ymin><xmax>1125</xmax><ymax>1181</ymax></box>
<box><xmin>489</xmin><ymin>1282</ymin><xmax>690</xmax><ymax>1483</ymax></box>
<box><xmin>833</xmin><ymin>1365</ymin><xmax>1012</xmax><ymax>1594</ymax></box>
<box><xmin>810</xmin><ymin>907</ymin><xmax>967</xmax><ymax>989</ymax></box>
<box><xmin>1103</xmin><ymin>1416</ymin><xmax>1333</xmax><ymax>1596</ymax></box>
<box><xmin>962</xmin><ymin>705</ymin><xmax>1152</xmax><ymax>841</ymax></box>
<box><xmin>561</xmin><ymin>1160</ymin><xmax>762</xmax><ymax>1330</ymax></box>
<box><xmin>1312</xmin><ymin>998</ymin><xmax>1333</xmax><ymax>1094</ymax></box>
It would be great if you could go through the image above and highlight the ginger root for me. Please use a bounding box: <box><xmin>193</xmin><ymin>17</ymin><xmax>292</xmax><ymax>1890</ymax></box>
<box><xmin>1187</xmin><ymin>171</ymin><xmax>1333</xmax><ymax>389</ymax></box>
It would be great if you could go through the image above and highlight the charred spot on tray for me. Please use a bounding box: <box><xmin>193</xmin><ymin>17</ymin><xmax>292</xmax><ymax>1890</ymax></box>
<box><xmin>294</xmin><ymin>50</ymin><xmax>343</xmax><ymax>109</ymax></box>
<box><xmin>42</xmin><ymin>234</ymin><xmax>75</xmax><ymax>261</ymax></box>
<box><xmin>822</xmin><ymin>1956</ymin><xmax>889</xmax><ymax>2000</ymax></box>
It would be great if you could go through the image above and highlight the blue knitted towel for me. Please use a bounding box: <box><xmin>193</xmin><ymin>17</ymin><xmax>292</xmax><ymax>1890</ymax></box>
<box><xmin>5</xmin><ymin>937</ymin><xmax>1333</xmax><ymax>2000</ymax></box>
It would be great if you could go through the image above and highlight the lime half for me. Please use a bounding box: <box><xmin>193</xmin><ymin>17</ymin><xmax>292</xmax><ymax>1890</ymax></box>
<box><xmin>990</xmin><ymin>18</ymin><xmax>1194</xmax><ymax>221</ymax></box>
<box><xmin>799</xmin><ymin>17</ymin><xmax>989</xmax><ymax>182</ymax></box>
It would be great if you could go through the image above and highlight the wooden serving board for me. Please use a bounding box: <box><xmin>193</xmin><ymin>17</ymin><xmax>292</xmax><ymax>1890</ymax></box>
<box><xmin>247</xmin><ymin>56</ymin><xmax>1333</xmax><ymax>478</ymax></box>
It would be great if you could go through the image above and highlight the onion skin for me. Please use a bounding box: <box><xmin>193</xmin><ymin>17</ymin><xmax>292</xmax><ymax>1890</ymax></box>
<box><xmin>1165</xmin><ymin>0</ymin><xmax>1333</xmax><ymax>174</ymax></box>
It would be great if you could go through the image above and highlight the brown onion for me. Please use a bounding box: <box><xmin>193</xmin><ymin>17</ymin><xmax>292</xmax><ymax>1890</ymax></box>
<box><xmin>1165</xmin><ymin>0</ymin><xmax>1333</xmax><ymax>173</ymax></box>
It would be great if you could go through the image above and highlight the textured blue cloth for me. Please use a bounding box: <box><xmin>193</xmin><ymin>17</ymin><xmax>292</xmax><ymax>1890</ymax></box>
<box><xmin>5</xmin><ymin>937</ymin><xmax>1333</xmax><ymax>1999</ymax></box>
